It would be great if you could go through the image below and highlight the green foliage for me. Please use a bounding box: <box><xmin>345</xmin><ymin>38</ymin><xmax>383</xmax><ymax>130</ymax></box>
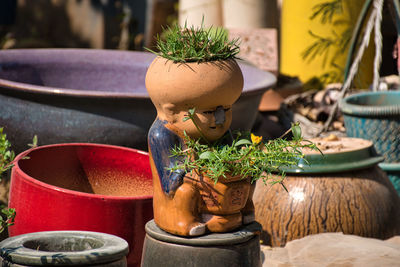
<box><xmin>0</xmin><ymin>207</ymin><xmax>15</xmax><ymax>233</ymax></box>
<box><xmin>145</xmin><ymin>22</ymin><xmax>240</xmax><ymax>63</ymax></box>
<box><xmin>0</xmin><ymin>127</ymin><xmax>15</xmax><ymax>176</ymax></box>
<box><xmin>0</xmin><ymin>127</ymin><xmax>16</xmax><ymax>233</ymax></box>
<box><xmin>168</xmin><ymin>110</ymin><xmax>319</xmax><ymax>187</ymax></box>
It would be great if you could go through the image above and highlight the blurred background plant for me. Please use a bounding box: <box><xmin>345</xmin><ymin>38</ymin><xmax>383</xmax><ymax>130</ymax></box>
<box><xmin>301</xmin><ymin>0</ymin><xmax>352</xmax><ymax>87</ymax></box>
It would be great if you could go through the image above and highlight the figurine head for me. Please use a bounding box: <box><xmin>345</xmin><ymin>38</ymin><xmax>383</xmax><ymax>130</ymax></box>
<box><xmin>146</xmin><ymin>57</ymin><xmax>244</xmax><ymax>141</ymax></box>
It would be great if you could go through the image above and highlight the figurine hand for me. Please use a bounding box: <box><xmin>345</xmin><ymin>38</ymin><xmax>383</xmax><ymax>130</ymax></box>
<box><xmin>166</xmin><ymin>169</ymin><xmax>186</xmax><ymax>195</ymax></box>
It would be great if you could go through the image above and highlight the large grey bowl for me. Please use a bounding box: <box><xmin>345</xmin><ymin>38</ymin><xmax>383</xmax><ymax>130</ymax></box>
<box><xmin>0</xmin><ymin>49</ymin><xmax>275</xmax><ymax>153</ymax></box>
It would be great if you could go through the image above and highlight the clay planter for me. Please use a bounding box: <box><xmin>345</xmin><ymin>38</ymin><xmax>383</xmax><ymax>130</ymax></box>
<box><xmin>0</xmin><ymin>231</ymin><xmax>128</xmax><ymax>266</ymax></box>
<box><xmin>8</xmin><ymin>143</ymin><xmax>153</xmax><ymax>267</ymax></box>
<box><xmin>198</xmin><ymin>176</ymin><xmax>251</xmax><ymax>214</ymax></box>
<box><xmin>195</xmin><ymin>175</ymin><xmax>254</xmax><ymax>233</ymax></box>
<box><xmin>145</xmin><ymin>57</ymin><xmax>244</xmax><ymax>126</ymax></box>
<box><xmin>253</xmin><ymin>137</ymin><xmax>400</xmax><ymax>247</ymax></box>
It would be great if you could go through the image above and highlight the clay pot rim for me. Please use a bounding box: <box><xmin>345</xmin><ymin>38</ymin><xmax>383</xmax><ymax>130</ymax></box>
<box><xmin>197</xmin><ymin>173</ymin><xmax>249</xmax><ymax>184</ymax></box>
<box><xmin>0</xmin><ymin>49</ymin><xmax>275</xmax><ymax>98</ymax></box>
<box><xmin>379</xmin><ymin>162</ymin><xmax>400</xmax><ymax>171</ymax></box>
<box><xmin>340</xmin><ymin>91</ymin><xmax>400</xmax><ymax>117</ymax></box>
<box><xmin>0</xmin><ymin>230</ymin><xmax>128</xmax><ymax>265</ymax></box>
<box><xmin>304</xmin><ymin>137</ymin><xmax>373</xmax><ymax>155</ymax></box>
<box><xmin>284</xmin><ymin>137</ymin><xmax>384</xmax><ymax>174</ymax></box>
<box><xmin>13</xmin><ymin>142</ymin><xmax>153</xmax><ymax>200</ymax></box>
<box><xmin>0</xmin><ymin>48</ymin><xmax>153</xmax><ymax>99</ymax></box>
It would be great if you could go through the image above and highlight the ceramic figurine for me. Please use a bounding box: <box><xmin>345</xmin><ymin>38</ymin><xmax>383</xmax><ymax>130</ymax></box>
<box><xmin>146</xmin><ymin>55</ymin><xmax>256</xmax><ymax>236</ymax></box>
<box><xmin>145</xmin><ymin>23</ymin><xmax>315</xmax><ymax>237</ymax></box>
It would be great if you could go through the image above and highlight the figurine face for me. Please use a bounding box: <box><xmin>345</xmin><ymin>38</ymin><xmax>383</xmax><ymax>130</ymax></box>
<box><xmin>166</xmin><ymin>104</ymin><xmax>233</xmax><ymax>142</ymax></box>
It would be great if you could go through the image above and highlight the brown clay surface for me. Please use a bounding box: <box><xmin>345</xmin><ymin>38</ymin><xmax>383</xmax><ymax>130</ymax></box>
<box><xmin>254</xmin><ymin>166</ymin><xmax>400</xmax><ymax>247</ymax></box>
<box><xmin>304</xmin><ymin>136</ymin><xmax>372</xmax><ymax>154</ymax></box>
<box><xmin>18</xmin><ymin>147</ymin><xmax>152</xmax><ymax>197</ymax></box>
<box><xmin>85</xmin><ymin>168</ymin><xmax>152</xmax><ymax>197</ymax></box>
<box><xmin>147</xmin><ymin>57</ymin><xmax>252</xmax><ymax>236</ymax></box>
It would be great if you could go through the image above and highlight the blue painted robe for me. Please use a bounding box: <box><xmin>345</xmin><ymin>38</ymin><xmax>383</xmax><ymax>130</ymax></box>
<box><xmin>148</xmin><ymin>119</ymin><xmax>186</xmax><ymax>195</ymax></box>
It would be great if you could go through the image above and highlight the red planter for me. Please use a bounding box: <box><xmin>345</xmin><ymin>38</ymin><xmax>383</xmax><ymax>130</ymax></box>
<box><xmin>8</xmin><ymin>143</ymin><xmax>153</xmax><ymax>267</ymax></box>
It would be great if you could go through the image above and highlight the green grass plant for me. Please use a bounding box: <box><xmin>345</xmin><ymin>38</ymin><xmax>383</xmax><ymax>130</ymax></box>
<box><xmin>146</xmin><ymin>23</ymin><xmax>240</xmax><ymax>63</ymax></box>
<box><xmin>168</xmin><ymin>109</ymin><xmax>319</xmax><ymax>189</ymax></box>
<box><xmin>0</xmin><ymin>128</ymin><xmax>36</xmax><ymax>233</ymax></box>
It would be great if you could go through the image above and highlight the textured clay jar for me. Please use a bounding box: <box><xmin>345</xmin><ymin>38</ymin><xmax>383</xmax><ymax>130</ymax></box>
<box><xmin>253</xmin><ymin>137</ymin><xmax>400</xmax><ymax>247</ymax></box>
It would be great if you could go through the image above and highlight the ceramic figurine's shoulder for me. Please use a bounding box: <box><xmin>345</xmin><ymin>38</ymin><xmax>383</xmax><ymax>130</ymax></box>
<box><xmin>148</xmin><ymin>119</ymin><xmax>168</xmax><ymax>137</ymax></box>
<box><xmin>148</xmin><ymin>118</ymin><xmax>185</xmax><ymax>195</ymax></box>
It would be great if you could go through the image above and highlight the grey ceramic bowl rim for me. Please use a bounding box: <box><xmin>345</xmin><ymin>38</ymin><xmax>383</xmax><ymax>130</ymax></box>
<box><xmin>0</xmin><ymin>48</ymin><xmax>276</xmax><ymax>99</ymax></box>
<box><xmin>0</xmin><ymin>230</ymin><xmax>129</xmax><ymax>265</ymax></box>
<box><xmin>340</xmin><ymin>91</ymin><xmax>400</xmax><ymax>117</ymax></box>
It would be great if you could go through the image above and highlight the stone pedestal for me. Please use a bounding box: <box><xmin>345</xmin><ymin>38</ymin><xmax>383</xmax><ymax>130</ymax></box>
<box><xmin>141</xmin><ymin>220</ymin><xmax>262</xmax><ymax>267</ymax></box>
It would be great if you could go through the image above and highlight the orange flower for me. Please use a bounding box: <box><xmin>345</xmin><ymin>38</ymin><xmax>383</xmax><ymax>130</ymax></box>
<box><xmin>251</xmin><ymin>133</ymin><xmax>262</xmax><ymax>145</ymax></box>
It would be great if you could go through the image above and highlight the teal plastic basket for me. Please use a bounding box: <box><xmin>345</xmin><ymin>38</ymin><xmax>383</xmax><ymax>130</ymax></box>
<box><xmin>340</xmin><ymin>91</ymin><xmax>400</xmax><ymax>163</ymax></box>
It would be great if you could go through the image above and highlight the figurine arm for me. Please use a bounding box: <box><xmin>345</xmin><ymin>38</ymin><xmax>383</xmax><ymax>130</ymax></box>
<box><xmin>148</xmin><ymin>119</ymin><xmax>187</xmax><ymax>195</ymax></box>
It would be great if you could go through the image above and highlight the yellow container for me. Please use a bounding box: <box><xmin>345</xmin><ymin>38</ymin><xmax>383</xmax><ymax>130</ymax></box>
<box><xmin>280</xmin><ymin>0</ymin><xmax>374</xmax><ymax>88</ymax></box>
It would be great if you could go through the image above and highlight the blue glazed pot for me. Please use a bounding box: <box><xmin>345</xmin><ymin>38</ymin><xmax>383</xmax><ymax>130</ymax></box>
<box><xmin>340</xmin><ymin>91</ymin><xmax>400</xmax><ymax>195</ymax></box>
<box><xmin>340</xmin><ymin>91</ymin><xmax>400</xmax><ymax>163</ymax></box>
<box><xmin>0</xmin><ymin>49</ymin><xmax>275</xmax><ymax>153</ymax></box>
<box><xmin>379</xmin><ymin>162</ymin><xmax>400</xmax><ymax>196</ymax></box>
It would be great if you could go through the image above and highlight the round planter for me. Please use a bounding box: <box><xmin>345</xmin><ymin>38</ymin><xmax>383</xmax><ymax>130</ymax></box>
<box><xmin>141</xmin><ymin>220</ymin><xmax>261</xmax><ymax>267</ymax></box>
<box><xmin>379</xmin><ymin>162</ymin><xmax>400</xmax><ymax>196</ymax></box>
<box><xmin>0</xmin><ymin>231</ymin><xmax>128</xmax><ymax>266</ymax></box>
<box><xmin>8</xmin><ymin>143</ymin><xmax>153</xmax><ymax>267</ymax></box>
<box><xmin>340</xmin><ymin>91</ymin><xmax>400</xmax><ymax>163</ymax></box>
<box><xmin>0</xmin><ymin>49</ymin><xmax>275</xmax><ymax>154</ymax></box>
<box><xmin>341</xmin><ymin>91</ymin><xmax>400</xmax><ymax>194</ymax></box>
<box><xmin>253</xmin><ymin>137</ymin><xmax>400</xmax><ymax>247</ymax></box>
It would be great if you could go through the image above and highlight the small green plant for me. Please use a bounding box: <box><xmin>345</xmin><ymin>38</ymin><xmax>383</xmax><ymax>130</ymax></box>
<box><xmin>0</xmin><ymin>128</ymin><xmax>15</xmax><ymax>175</ymax></box>
<box><xmin>145</xmin><ymin>22</ymin><xmax>240</xmax><ymax>63</ymax></box>
<box><xmin>168</xmin><ymin>109</ymin><xmax>319</xmax><ymax>189</ymax></box>
<box><xmin>0</xmin><ymin>127</ymin><xmax>16</xmax><ymax>232</ymax></box>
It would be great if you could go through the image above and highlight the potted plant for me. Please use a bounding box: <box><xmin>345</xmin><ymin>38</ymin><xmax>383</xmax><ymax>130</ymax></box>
<box><xmin>145</xmin><ymin>23</ymin><xmax>318</xmax><ymax>237</ymax></box>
